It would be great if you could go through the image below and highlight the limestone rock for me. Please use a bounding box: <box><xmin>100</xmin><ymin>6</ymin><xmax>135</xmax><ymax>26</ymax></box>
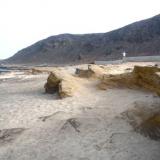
<box><xmin>122</xmin><ymin>101</ymin><xmax>160</xmax><ymax>140</ymax></box>
<box><xmin>132</xmin><ymin>66</ymin><xmax>160</xmax><ymax>95</ymax></box>
<box><xmin>99</xmin><ymin>73</ymin><xmax>134</xmax><ymax>89</ymax></box>
<box><xmin>45</xmin><ymin>69</ymin><xmax>79</xmax><ymax>98</ymax></box>
<box><xmin>99</xmin><ymin>65</ymin><xmax>160</xmax><ymax>95</ymax></box>
<box><xmin>76</xmin><ymin>65</ymin><xmax>106</xmax><ymax>78</ymax></box>
<box><xmin>44</xmin><ymin>72</ymin><xmax>60</xmax><ymax>94</ymax></box>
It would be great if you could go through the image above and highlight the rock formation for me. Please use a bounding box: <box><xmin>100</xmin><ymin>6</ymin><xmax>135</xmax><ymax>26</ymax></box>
<box><xmin>132</xmin><ymin>66</ymin><xmax>160</xmax><ymax>95</ymax></box>
<box><xmin>99</xmin><ymin>65</ymin><xmax>160</xmax><ymax>95</ymax></box>
<box><xmin>122</xmin><ymin>101</ymin><xmax>160</xmax><ymax>140</ymax></box>
<box><xmin>45</xmin><ymin>69</ymin><xmax>79</xmax><ymax>98</ymax></box>
<box><xmin>75</xmin><ymin>65</ymin><xmax>106</xmax><ymax>78</ymax></box>
<box><xmin>45</xmin><ymin>65</ymin><xmax>160</xmax><ymax>98</ymax></box>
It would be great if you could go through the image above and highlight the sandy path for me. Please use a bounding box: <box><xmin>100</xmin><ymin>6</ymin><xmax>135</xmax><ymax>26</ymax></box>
<box><xmin>0</xmin><ymin>65</ymin><xmax>160</xmax><ymax>160</ymax></box>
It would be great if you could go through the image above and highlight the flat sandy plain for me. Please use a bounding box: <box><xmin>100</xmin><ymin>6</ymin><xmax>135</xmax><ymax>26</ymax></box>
<box><xmin>0</xmin><ymin>62</ymin><xmax>160</xmax><ymax>160</ymax></box>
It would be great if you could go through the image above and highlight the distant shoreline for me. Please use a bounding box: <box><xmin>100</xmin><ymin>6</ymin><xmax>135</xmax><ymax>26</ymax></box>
<box><xmin>0</xmin><ymin>67</ymin><xmax>10</xmax><ymax>73</ymax></box>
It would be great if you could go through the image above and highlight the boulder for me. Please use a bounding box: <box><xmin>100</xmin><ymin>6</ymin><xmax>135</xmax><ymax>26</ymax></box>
<box><xmin>44</xmin><ymin>72</ymin><xmax>61</xmax><ymax>94</ymax></box>
<box><xmin>45</xmin><ymin>69</ymin><xmax>79</xmax><ymax>98</ymax></box>
<box><xmin>75</xmin><ymin>68</ymin><xmax>93</xmax><ymax>78</ymax></box>
<box><xmin>76</xmin><ymin>65</ymin><xmax>106</xmax><ymax>78</ymax></box>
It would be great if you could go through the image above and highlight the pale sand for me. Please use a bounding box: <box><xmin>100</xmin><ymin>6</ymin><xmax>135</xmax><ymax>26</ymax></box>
<box><xmin>0</xmin><ymin>62</ymin><xmax>160</xmax><ymax>160</ymax></box>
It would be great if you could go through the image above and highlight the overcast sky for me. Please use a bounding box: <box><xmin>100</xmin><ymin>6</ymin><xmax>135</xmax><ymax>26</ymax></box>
<box><xmin>0</xmin><ymin>0</ymin><xmax>160</xmax><ymax>59</ymax></box>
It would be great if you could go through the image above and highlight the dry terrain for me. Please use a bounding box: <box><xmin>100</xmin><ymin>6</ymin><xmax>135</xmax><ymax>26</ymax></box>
<box><xmin>0</xmin><ymin>62</ymin><xmax>160</xmax><ymax>160</ymax></box>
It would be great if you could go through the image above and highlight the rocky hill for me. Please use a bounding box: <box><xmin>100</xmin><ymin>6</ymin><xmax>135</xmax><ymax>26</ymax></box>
<box><xmin>4</xmin><ymin>14</ymin><xmax>160</xmax><ymax>65</ymax></box>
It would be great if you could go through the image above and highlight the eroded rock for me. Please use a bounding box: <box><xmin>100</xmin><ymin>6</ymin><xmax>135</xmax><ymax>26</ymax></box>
<box><xmin>122</xmin><ymin>101</ymin><xmax>160</xmax><ymax>140</ymax></box>
<box><xmin>45</xmin><ymin>69</ymin><xmax>79</xmax><ymax>98</ymax></box>
<box><xmin>76</xmin><ymin>65</ymin><xmax>106</xmax><ymax>78</ymax></box>
<box><xmin>99</xmin><ymin>66</ymin><xmax>160</xmax><ymax>95</ymax></box>
<box><xmin>132</xmin><ymin>66</ymin><xmax>160</xmax><ymax>95</ymax></box>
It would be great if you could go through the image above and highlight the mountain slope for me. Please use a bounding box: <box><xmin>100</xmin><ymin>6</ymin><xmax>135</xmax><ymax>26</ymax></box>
<box><xmin>5</xmin><ymin>14</ymin><xmax>160</xmax><ymax>64</ymax></box>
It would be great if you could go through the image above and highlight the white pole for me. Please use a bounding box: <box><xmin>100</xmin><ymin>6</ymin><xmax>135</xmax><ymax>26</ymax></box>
<box><xmin>122</xmin><ymin>52</ymin><xmax>126</xmax><ymax>63</ymax></box>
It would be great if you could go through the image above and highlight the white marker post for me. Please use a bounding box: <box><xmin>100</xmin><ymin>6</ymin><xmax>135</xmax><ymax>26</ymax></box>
<box><xmin>122</xmin><ymin>51</ymin><xmax>126</xmax><ymax>62</ymax></box>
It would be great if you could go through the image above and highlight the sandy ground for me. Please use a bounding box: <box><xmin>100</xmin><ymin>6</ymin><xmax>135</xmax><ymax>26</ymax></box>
<box><xmin>0</xmin><ymin>62</ymin><xmax>160</xmax><ymax>160</ymax></box>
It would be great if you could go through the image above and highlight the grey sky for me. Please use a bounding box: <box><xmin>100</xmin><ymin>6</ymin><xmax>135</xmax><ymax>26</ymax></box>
<box><xmin>0</xmin><ymin>0</ymin><xmax>159</xmax><ymax>59</ymax></box>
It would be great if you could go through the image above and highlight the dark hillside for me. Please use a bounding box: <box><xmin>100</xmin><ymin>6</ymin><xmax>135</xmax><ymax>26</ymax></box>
<box><xmin>5</xmin><ymin>14</ymin><xmax>160</xmax><ymax>64</ymax></box>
